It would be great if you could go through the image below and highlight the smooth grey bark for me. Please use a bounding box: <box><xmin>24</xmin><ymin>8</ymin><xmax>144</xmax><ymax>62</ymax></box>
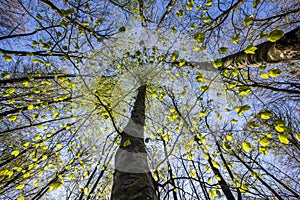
<box><xmin>190</xmin><ymin>26</ymin><xmax>300</xmax><ymax>70</ymax></box>
<box><xmin>111</xmin><ymin>85</ymin><xmax>157</xmax><ymax>200</ymax></box>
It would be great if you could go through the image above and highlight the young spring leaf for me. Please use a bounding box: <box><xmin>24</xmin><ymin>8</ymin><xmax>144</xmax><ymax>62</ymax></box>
<box><xmin>244</xmin><ymin>45</ymin><xmax>257</xmax><ymax>54</ymax></box>
<box><xmin>278</xmin><ymin>134</ymin><xmax>289</xmax><ymax>144</ymax></box>
<box><xmin>49</xmin><ymin>181</ymin><xmax>63</xmax><ymax>192</ymax></box>
<box><xmin>268</xmin><ymin>29</ymin><xmax>284</xmax><ymax>42</ymax></box>
<box><xmin>242</xmin><ymin>141</ymin><xmax>252</xmax><ymax>152</ymax></box>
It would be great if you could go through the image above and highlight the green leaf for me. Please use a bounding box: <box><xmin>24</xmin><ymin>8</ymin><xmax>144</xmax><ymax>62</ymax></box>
<box><xmin>3</xmin><ymin>54</ymin><xmax>12</xmax><ymax>62</ymax></box>
<box><xmin>186</xmin><ymin>0</ymin><xmax>194</xmax><ymax>10</ymax></box>
<box><xmin>27</xmin><ymin>104</ymin><xmax>34</xmax><ymax>110</ymax></box>
<box><xmin>199</xmin><ymin>110</ymin><xmax>206</xmax><ymax>117</ymax></box>
<box><xmin>235</xmin><ymin>105</ymin><xmax>250</xmax><ymax>116</ymax></box>
<box><xmin>259</xmin><ymin>72</ymin><xmax>269</xmax><ymax>79</ymax></box>
<box><xmin>8</xmin><ymin>115</ymin><xmax>18</xmax><ymax>122</ymax></box>
<box><xmin>268</xmin><ymin>29</ymin><xmax>284</xmax><ymax>42</ymax></box>
<box><xmin>278</xmin><ymin>134</ymin><xmax>289</xmax><ymax>144</ymax></box>
<box><xmin>238</xmin><ymin>86</ymin><xmax>251</xmax><ymax>96</ymax></box>
<box><xmin>204</xmin><ymin>17</ymin><xmax>211</xmax><ymax>23</ymax></box>
<box><xmin>226</xmin><ymin>134</ymin><xmax>233</xmax><ymax>141</ymax></box>
<box><xmin>275</xmin><ymin>124</ymin><xmax>287</xmax><ymax>133</ymax></box>
<box><xmin>242</xmin><ymin>141</ymin><xmax>252</xmax><ymax>152</ymax></box>
<box><xmin>200</xmin><ymin>85</ymin><xmax>209</xmax><ymax>92</ymax></box>
<box><xmin>16</xmin><ymin>184</ymin><xmax>25</xmax><ymax>190</ymax></box>
<box><xmin>213</xmin><ymin>59</ymin><xmax>223</xmax><ymax>68</ymax></box>
<box><xmin>123</xmin><ymin>139</ymin><xmax>131</xmax><ymax>147</ymax></box>
<box><xmin>36</xmin><ymin>13</ymin><xmax>43</xmax><ymax>20</ymax></box>
<box><xmin>243</xmin><ymin>15</ymin><xmax>253</xmax><ymax>26</ymax></box>
<box><xmin>268</xmin><ymin>68</ymin><xmax>281</xmax><ymax>78</ymax></box>
<box><xmin>222</xmin><ymin>141</ymin><xmax>231</xmax><ymax>150</ymax></box>
<box><xmin>244</xmin><ymin>45</ymin><xmax>257</xmax><ymax>54</ymax></box>
<box><xmin>259</xmin><ymin>110</ymin><xmax>273</xmax><ymax>119</ymax></box>
<box><xmin>205</xmin><ymin>0</ymin><xmax>213</xmax><ymax>7</ymax></box>
<box><xmin>218</xmin><ymin>47</ymin><xmax>228</xmax><ymax>54</ymax></box>
<box><xmin>194</xmin><ymin>32</ymin><xmax>205</xmax><ymax>43</ymax></box>
<box><xmin>171</xmin><ymin>50</ymin><xmax>179</xmax><ymax>61</ymax></box>
<box><xmin>1</xmin><ymin>72</ymin><xmax>10</xmax><ymax>78</ymax></box>
<box><xmin>176</xmin><ymin>9</ymin><xmax>184</xmax><ymax>18</ymax></box>
<box><xmin>253</xmin><ymin>0</ymin><xmax>260</xmax><ymax>8</ymax></box>
<box><xmin>209</xmin><ymin>189</ymin><xmax>217</xmax><ymax>199</ymax></box>
<box><xmin>248</xmin><ymin>121</ymin><xmax>259</xmax><ymax>128</ymax></box>
<box><xmin>11</xmin><ymin>150</ymin><xmax>20</xmax><ymax>157</ymax></box>
<box><xmin>241</xmin><ymin>184</ymin><xmax>249</xmax><ymax>193</ymax></box>
<box><xmin>232</xmin><ymin>34</ymin><xmax>240</xmax><ymax>44</ymax></box>
<box><xmin>49</xmin><ymin>181</ymin><xmax>63</xmax><ymax>192</ymax></box>
<box><xmin>195</xmin><ymin>72</ymin><xmax>204</xmax><ymax>82</ymax></box>
<box><xmin>258</xmin><ymin>138</ymin><xmax>269</xmax><ymax>147</ymax></box>
<box><xmin>118</xmin><ymin>26</ymin><xmax>126</xmax><ymax>32</ymax></box>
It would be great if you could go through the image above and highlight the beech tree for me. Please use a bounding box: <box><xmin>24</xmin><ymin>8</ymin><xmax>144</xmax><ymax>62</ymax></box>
<box><xmin>0</xmin><ymin>0</ymin><xmax>299</xmax><ymax>199</ymax></box>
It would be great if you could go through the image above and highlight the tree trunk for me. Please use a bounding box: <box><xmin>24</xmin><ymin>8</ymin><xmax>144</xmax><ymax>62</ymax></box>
<box><xmin>111</xmin><ymin>85</ymin><xmax>157</xmax><ymax>200</ymax></box>
<box><xmin>191</xmin><ymin>26</ymin><xmax>300</xmax><ymax>70</ymax></box>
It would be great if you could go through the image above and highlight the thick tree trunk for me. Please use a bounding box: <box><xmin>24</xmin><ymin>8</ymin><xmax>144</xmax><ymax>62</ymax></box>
<box><xmin>111</xmin><ymin>85</ymin><xmax>157</xmax><ymax>200</ymax></box>
<box><xmin>191</xmin><ymin>26</ymin><xmax>300</xmax><ymax>70</ymax></box>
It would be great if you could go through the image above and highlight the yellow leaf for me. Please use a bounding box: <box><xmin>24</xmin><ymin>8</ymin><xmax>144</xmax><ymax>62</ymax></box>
<box><xmin>123</xmin><ymin>139</ymin><xmax>131</xmax><ymax>147</ymax></box>
<box><xmin>275</xmin><ymin>124</ymin><xmax>285</xmax><ymax>132</ymax></box>
<box><xmin>68</xmin><ymin>173</ymin><xmax>75</xmax><ymax>180</ymax></box>
<box><xmin>49</xmin><ymin>181</ymin><xmax>63</xmax><ymax>192</ymax></box>
<box><xmin>209</xmin><ymin>189</ymin><xmax>217</xmax><ymax>199</ymax></box>
<box><xmin>84</xmin><ymin>187</ymin><xmax>89</xmax><ymax>195</ymax></box>
<box><xmin>42</xmin><ymin>155</ymin><xmax>48</xmax><ymax>161</ymax></box>
<box><xmin>226</xmin><ymin>135</ymin><xmax>233</xmax><ymax>141</ymax></box>
<box><xmin>199</xmin><ymin>110</ymin><xmax>206</xmax><ymax>117</ymax></box>
<box><xmin>278</xmin><ymin>134</ymin><xmax>289</xmax><ymax>144</ymax></box>
<box><xmin>22</xmin><ymin>142</ymin><xmax>30</xmax><ymax>147</ymax></box>
<box><xmin>215</xmin><ymin>175</ymin><xmax>221</xmax><ymax>181</ymax></box>
<box><xmin>16</xmin><ymin>184</ymin><xmax>25</xmax><ymax>190</ymax></box>
<box><xmin>242</xmin><ymin>142</ymin><xmax>252</xmax><ymax>152</ymax></box>
<box><xmin>189</xmin><ymin>171</ymin><xmax>196</xmax><ymax>178</ymax></box>
<box><xmin>17</xmin><ymin>196</ymin><xmax>24</xmax><ymax>200</ymax></box>
<box><xmin>11</xmin><ymin>150</ymin><xmax>20</xmax><ymax>157</ymax></box>
<box><xmin>8</xmin><ymin>115</ymin><xmax>18</xmax><ymax>121</ymax></box>
<box><xmin>56</xmin><ymin>143</ymin><xmax>63</xmax><ymax>148</ymax></box>
<box><xmin>296</xmin><ymin>133</ymin><xmax>300</xmax><ymax>141</ymax></box>
<box><xmin>27</xmin><ymin>104</ymin><xmax>34</xmax><ymax>110</ymax></box>
<box><xmin>34</xmin><ymin>180</ymin><xmax>39</xmax><ymax>187</ymax></box>
<box><xmin>258</xmin><ymin>138</ymin><xmax>269</xmax><ymax>147</ymax></box>
<box><xmin>240</xmin><ymin>184</ymin><xmax>249</xmax><ymax>193</ymax></box>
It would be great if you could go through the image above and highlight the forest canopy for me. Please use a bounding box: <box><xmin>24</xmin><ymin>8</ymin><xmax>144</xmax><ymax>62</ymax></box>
<box><xmin>0</xmin><ymin>0</ymin><xmax>299</xmax><ymax>199</ymax></box>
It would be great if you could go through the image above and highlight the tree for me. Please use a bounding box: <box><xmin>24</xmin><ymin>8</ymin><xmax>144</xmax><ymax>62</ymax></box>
<box><xmin>0</xmin><ymin>0</ymin><xmax>299</xmax><ymax>199</ymax></box>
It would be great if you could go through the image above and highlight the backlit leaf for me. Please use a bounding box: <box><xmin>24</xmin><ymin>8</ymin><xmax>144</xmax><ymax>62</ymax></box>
<box><xmin>49</xmin><ymin>181</ymin><xmax>63</xmax><ymax>192</ymax></box>
<box><xmin>260</xmin><ymin>110</ymin><xmax>273</xmax><ymax>119</ymax></box>
<box><xmin>244</xmin><ymin>45</ymin><xmax>257</xmax><ymax>54</ymax></box>
<box><xmin>16</xmin><ymin>184</ymin><xmax>25</xmax><ymax>190</ymax></box>
<box><xmin>243</xmin><ymin>15</ymin><xmax>253</xmax><ymax>26</ymax></box>
<box><xmin>253</xmin><ymin>0</ymin><xmax>260</xmax><ymax>8</ymax></box>
<box><xmin>235</xmin><ymin>105</ymin><xmax>250</xmax><ymax>116</ymax></box>
<box><xmin>123</xmin><ymin>139</ymin><xmax>131</xmax><ymax>147</ymax></box>
<box><xmin>268</xmin><ymin>29</ymin><xmax>284</xmax><ymax>42</ymax></box>
<box><xmin>218</xmin><ymin>47</ymin><xmax>228</xmax><ymax>54</ymax></box>
<box><xmin>238</xmin><ymin>86</ymin><xmax>251</xmax><ymax>96</ymax></box>
<box><xmin>226</xmin><ymin>135</ymin><xmax>233</xmax><ymax>141</ymax></box>
<box><xmin>242</xmin><ymin>141</ymin><xmax>252</xmax><ymax>152</ymax></box>
<box><xmin>278</xmin><ymin>134</ymin><xmax>289</xmax><ymax>144</ymax></box>
<box><xmin>268</xmin><ymin>68</ymin><xmax>281</xmax><ymax>78</ymax></box>
<box><xmin>11</xmin><ymin>150</ymin><xmax>19</xmax><ymax>157</ymax></box>
<box><xmin>3</xmin><ymin>54</ymin><xmax>12</xmax><ymax>62</ymax></box>
<box><xmin>194</xmin><ymin>32</ymin><xmax>205</xmax><ymax>43</ymax></box>
<box><xmin>258</xmin><ymin>138</ymin><xmax>269</xmax><ymax>147</ymax></box>
<box><xmin>1</xmin><ymin>72</ymin><xmax>10</xmax><ymax>78</ymax></box>
<box><xmin>259</xmin><ymin>72</ymin><xmax>269</xmax><ymax>79</ymax></box>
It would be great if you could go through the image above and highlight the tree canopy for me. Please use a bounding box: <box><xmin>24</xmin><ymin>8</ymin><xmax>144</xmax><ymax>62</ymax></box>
<box><xmin>0</xmin><ymin>0</ymin><xmax>299</xmax><ymax>199</ymax></box>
